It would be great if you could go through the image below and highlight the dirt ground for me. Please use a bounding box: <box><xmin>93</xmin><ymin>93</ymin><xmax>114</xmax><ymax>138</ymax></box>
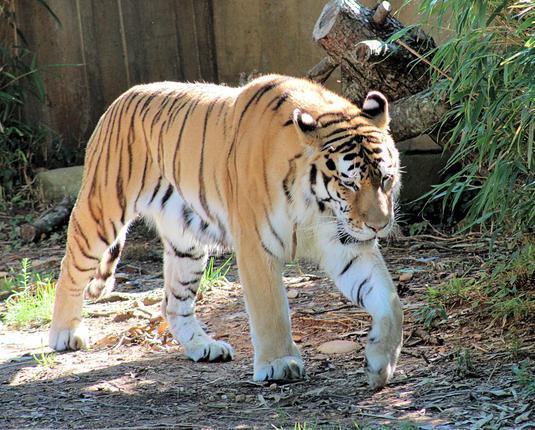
<box><xmin>1</xmin><ymin>223</ymin><xmax>534</xmax><ymax>429</ymax></box>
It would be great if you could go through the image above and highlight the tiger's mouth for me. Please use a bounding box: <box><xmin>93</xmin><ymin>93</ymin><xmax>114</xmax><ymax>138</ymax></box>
<box><xmin>336</xmin><ymin>221</ymin><xmax>376</xmax><ymax>244</ymax></box>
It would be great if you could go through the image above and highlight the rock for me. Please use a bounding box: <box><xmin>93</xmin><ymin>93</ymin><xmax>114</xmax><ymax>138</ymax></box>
<box><xmin>287</xmin><ymin>289</ymin><xmax>299</xmax><ymax>299</ymax></box>
<box><xmin>317</xmin><ymin>340</ymin><xmax>357</xmax><ymax>355</ymax></box>
<box><xmin>35</xmin><ymin>166</ymin><xmax>83</xmax><ymax>203</ymax></box>
<box><xmin>399</xmin><ymin>272</ymin><xmax>413</xmax><ymax>282</ymax></box>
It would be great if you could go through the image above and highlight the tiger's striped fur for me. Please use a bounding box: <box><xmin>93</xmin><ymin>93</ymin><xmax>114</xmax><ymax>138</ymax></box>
<box><xmin>49</xmin><ymin>74</ymin><xmax>402</xmax><ymax>388</ymax></box>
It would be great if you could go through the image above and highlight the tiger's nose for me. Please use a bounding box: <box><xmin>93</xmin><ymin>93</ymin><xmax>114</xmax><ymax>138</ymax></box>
<box><xmin>365</xmin><ymin>222</ymin><xmax>388</xmax><ymax>233</ymax></box>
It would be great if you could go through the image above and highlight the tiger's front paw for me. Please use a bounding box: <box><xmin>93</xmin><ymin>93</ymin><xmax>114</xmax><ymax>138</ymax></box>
<box><xmin>253</xmin><ymin>356</ymin><xmax>305</xmax><ymax>381</ymax></box>
<box><xmin>49</xmin><ymin>324</ymin><xmax>90</xmax><ymax>351</ymax></box>
<box><xmin>364</xmin><ymin>335</ymin><xmax>402</xmax><ymax>389</ymax></box>
<box><xmin>185</xmin><ymin>339</ymin><xmax>234</xmax><ymax>362</ymax></box>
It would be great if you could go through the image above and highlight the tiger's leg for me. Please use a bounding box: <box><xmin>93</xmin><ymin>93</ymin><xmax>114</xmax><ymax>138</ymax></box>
<box><xmin>236</xmin><ymin>239</ymin><xmax>303</xmax><ymax>381</ymax></box>
<box><xmin>159</xmin><ymin>239</ymin><xmax>233</xmax><ymax>362</ymax></box>
<box><xmin>149</xmin><ymin>190</ymin><xmax>234</xmax><ymax>362</ymax></box>
<box><xmin>324</xmin><ymin>242</ymin><xmax>403</xmax><ymax>388</ymax></box>
<box><xmin>49</xmin><ymin>204</ymin><xmax>130</xmax><ymax>351</ymax></box>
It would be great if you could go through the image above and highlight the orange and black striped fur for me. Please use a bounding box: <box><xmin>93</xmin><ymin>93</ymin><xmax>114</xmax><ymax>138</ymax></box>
<box><xmin>49</xmin><ymin>75</ymin><xmax>403</xmax><ymax>387</ymax></box>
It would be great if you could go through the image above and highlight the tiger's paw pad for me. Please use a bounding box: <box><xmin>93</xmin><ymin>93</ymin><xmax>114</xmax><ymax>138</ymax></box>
<box><xmin>185</xmin><ymin>340</ymin><xmax>234</xmax><ymax>362</ymax></box>
<box><xmin>253</xmin><ymin>356</ymin><xmax>305</xmax><ymax>381</ymax></box>
<box><xmin>49</xmin><ymin>325</ymin><xmax>89</xmax><ymax>351</ymax></box>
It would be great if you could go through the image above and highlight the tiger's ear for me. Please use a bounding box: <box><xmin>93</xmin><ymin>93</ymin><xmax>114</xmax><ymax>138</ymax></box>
<box><xmin>362</xmin><ymin>91</ymin><xmax>390</xmax><ymax>129</ymax></box>
<box><xmin>292</xmin><ymin>108</ymin><xmax>318</xmax><ymax>135</ymax></box>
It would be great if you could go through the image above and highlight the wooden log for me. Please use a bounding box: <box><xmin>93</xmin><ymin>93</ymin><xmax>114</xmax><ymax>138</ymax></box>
<box><xmin>306</xmin><ymin>56</ymin><xmax>338</xmax><ymax>84</ymax></box>
<box><xmin>372</xmin><ymin>1</ymin><xmax>391</xmax><ymax>25</ymax></box>
<box><xmin>313</xmin><ymin>0</ymin><xmax>435</xmax><ymax>102</ymax></box>
<box><xmin>389</xmin><ymin>88</ymin><xmax>450</xmax><ymax>142</ymax></box>
<box><xmin>20</xmin><ymin>196</ymin><xmax>74</xmax><ymax>242</ymax></box>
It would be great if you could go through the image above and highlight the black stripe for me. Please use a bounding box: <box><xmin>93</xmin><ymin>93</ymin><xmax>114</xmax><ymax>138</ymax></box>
<box><xmin>172</xmin><ymin>291</ymin><xmax>194</xmax><ymax>301</ymax></box>
<box><xmin>339</xmin><ymin>257</ymin><xmax>357</xmax><ymax>277</ymax></box>
<box><xmin>356</xmin><ymin>278</ymin><xmax>369</xmax><ymax>307</ymax></box>
<box><xmin>177</xmin><ymin>312</ymin><xmax>194</xmax><ymax>318</ymax></box>
<box><xmin>272</xmin><ymin>93</ymin><xmax>289</xmax><ymax>111</ymax></box>
<box><xmin>167</xmin><ymin>241</ymin><xmax>203</xmax><ymax>260</ymax></box>
<box><xmin>133</xmin><ymin>151</ymin><xmax>149</xmax><ymax>215</ymax></box>
<box><xmin>173</xmin><ymin>99</ymin><xmax>201</xmax><ymax>186</ymax></box>
<box><xmin>324</xmin><ymin>124</ymin><xmax>363</xmax><ymax>139</ymax></box>
<box><xmin>238</xmin><ymin>82</ymin><xmax>278</xmax><ymax>126</ymax></box>
<box><xmin>116</xmin><ymin>173</ymin><xmax>126</xmax><ymax>225</ymax></box>
<box><xmin>282</xmin><ymin>159</ymin><xmax>297</xmax><ymax>201</ymax></box>
<box><xmin>322</xmin><ymin>133</ymin><xmax>353</xmax><ymax>149</ymax></box>
<box><xmin>283</xmin><ymin>118</ymin><xmax>293</xmax><ymax>127</ymax></box>
<box><xmin>182</xmin><ymin>205</ymin><xmax>194</xmax><ymax>227</ymax></box>
<box><xmin>149</xmin><ymin>177</ymin><xmax>162</xmax><ymax>204</ymax></box>
<box><xmin>254</xmin><ymin>223</ymin><xmax>277</xmax><ymax>259</ymax></box>
<box><xmin>264</xmin><ymin>206</ymin><xmax>285</xmax><ymax>250</ymax></box>
<box><xmin>198</xmin><ymin>100</ymin><xmax>217</xmax><ymax>221</ymax></box>
<box><xmin>72</xmin><ymin>235</ymin><xmax>100</xmax><ymax>262</ymax></box>
<box><xmin>309</xmin><ymin>164</ymin><xmax>317</xmax><ymax>186</ymax></box>
<box><xmin>332</xmin><ymin>141</ymin><xmax>357</xmax><ymax>154</ymax></box>
<box><xmin>177</xmin><ymin>278</ymin><xmax>201</xmax><ymax>286</ymax></box>
<box><xmin>161</xmin><ymin>184</ymin><xmax>174</xmax><ymax>208</ymax></box>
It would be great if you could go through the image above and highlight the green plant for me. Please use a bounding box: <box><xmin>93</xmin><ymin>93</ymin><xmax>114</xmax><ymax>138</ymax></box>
<box><xmin>198</xmin><ymin>256</ymin><xmax>233</xmax><ymax>295</ymax></box>
<box><xmin>407</xmin><ymin>220</ymin><xmax>431</xmax><ymax>236</ymax></box>
<box><xmin>512</xmin><ymin>359</ymin><xmax>535</xmax><ymax>396</ymax></box>
<box><xmin>32</xmin><ymin>342</ymin><xmax>57</xmax><ymax>367</ymax></box>
<box><xmin>455</xmin><ymin>347</ymin><xmax>476</xmax><ymax>377</ymax></box>
<box><xmin>3</xmin><ymin>258</ymin><xmax>56</xmax><ymax>327</ymax></box>
<box><xmin>427</xmin><ymin>277</ymin><xmax>474</xmax><ymax>307</ymax></box>
<box><xmin>399</xmin><ymin>1</ymin><xmax>534</xmax><ymax>237</ymax></box>
<box><xmin>413</xmin><ymin>303</ymin><xmax>447</xmax><ymax>328</ymax></box>
<box><xmin>484</xmin><ymin>243</ymin><xmax>535</xmax><ymax>321</ymax></box>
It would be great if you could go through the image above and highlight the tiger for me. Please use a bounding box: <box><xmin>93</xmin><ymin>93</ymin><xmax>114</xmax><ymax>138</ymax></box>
<box><xmin>48</xmin><ymin>74</ymin><xmax>403</xmax><ymax>388</ymax></box>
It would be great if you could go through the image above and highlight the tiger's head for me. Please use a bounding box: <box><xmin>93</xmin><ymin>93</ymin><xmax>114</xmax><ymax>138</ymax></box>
<box><xmin>292</xmin><ymin>91</ymin><xmax>400</xmax><ymax>243</ymax></box>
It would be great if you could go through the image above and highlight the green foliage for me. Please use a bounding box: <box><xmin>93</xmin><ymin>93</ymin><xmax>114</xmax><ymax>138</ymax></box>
<box><xmin>198</xmin><ymin>256</ymin><xmax>232</xmax><ymax>295</ymax></box>
<box><xmin>3</xmin><ymin>258</ymin><xmax>56</xmax><ymax>327</ymax></box>
<box><xmin>413</xmin><ymin>303</ymin><xmax>447</xmax><ymax>328</ymax></box>
<box><xmin>483</xmin><ymin>243</ymin><xmax>535</xmax><ymax>320</ymax></box>
<box><xmin>409</xmin><ymin>1</ymin><xmax>535</xmax><ymax>236</ymax></box>
<box><xmin>416</xmin><ymin>243</ymin><xmax>534</xmax><ymax>326</ymax></box>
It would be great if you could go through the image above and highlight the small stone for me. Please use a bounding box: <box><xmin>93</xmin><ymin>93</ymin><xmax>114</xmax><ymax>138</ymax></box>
<box><xmin>287</xmin><ymin>289</ymin><xmax>299</xmax><ymax>299</ymax></box>
<box><xmin>317</xmin><ymin>340</ymin><xmax>357</xmax><ymax>355</ymax></box>
<box><xmin>269</xmin><ymin>383</ymin><xmax>277</xmax><ymax>390</ymax></box>
<box><xmin>399</xmin><ymin>272</ymin><xmax>413</xmax><ymax>282</ymax></box>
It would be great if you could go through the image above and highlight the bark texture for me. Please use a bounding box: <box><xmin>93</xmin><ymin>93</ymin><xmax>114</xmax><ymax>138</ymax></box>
<box><xmin>309</xmin><ymin>0</ymin><xmax>451</xmax><ymax>141</ymax></box>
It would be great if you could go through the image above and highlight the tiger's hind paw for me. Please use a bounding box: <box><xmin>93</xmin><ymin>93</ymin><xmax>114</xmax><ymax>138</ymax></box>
<box><xmin>84</xmin><ymin>276</ymin><xmax>115</xmax><ymax>300</ymax></box>
<box><xmin>49</xmin><ymin>324</ymin><xmax>89</xmax><ymax>351</ymax></box>
<box><xmin>253</xmin><ymin>356</ymin><xmax>305</xmax><ymax>381</ymax></box>
<box><xmin>185</xmin><ymin>339</ymin><xmax>234</xmax><ymax>362</ymax></box>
